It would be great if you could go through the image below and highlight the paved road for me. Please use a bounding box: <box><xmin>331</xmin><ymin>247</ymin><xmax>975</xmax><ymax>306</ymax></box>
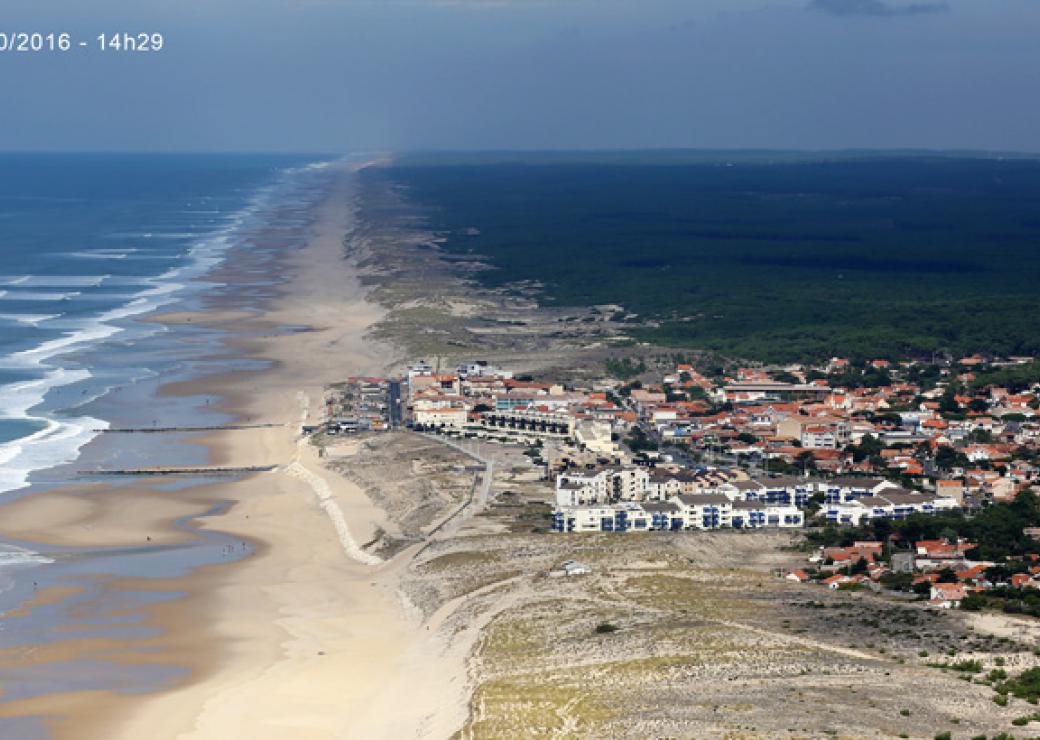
<box><xmin>388</xmin><ymin>380</ymin><xmax>403</xmax><ymax>428</ymax></box>
<box><xmin>411</xmin><ymin>434</ymin><xmax>496</xmax><ymax>557</ymax></box>
<box><xmin>424</xmin><ymin>434</ymin><xmax>495</xmax><ymax>511</ymax></box>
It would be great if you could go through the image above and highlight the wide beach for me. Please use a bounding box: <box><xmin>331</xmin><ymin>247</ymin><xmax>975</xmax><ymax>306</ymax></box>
<box><xmin>0</xmin><ymin>162</ymin><xmax>467</xmax><ymax>738</ymax></box>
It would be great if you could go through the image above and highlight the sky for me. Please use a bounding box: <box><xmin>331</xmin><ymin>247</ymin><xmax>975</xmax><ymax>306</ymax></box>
<box><xmin>1</xmin><ymin>0</ymin><xmax>1039</xmax><ymax>153</ymax></box>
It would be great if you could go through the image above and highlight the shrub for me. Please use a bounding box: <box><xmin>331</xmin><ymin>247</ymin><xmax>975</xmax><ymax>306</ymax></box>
<box><xmin>928</xmin><ymin>659</ymin><xmax>983</xmax><ymax>673</ymax></box>
<box><xmin>988</xmin><ymin>669</ymin><xmax>1009</xmax><ymax>682</ymax></box>
<box><xmin>998</xmin><ymin>667</ymin><xmax>1040</xmax><ymax>703</ymax></box>
<box><xmin>960</xmin><ymin>592</ymin><xmax>987</xmax><ymax>611</ymax></box>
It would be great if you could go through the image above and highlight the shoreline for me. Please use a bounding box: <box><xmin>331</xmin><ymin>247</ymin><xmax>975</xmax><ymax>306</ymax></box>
<box><xmin>0</xmin><ymin>161</ymin><xmax>471</xmax><ymax>738</ymax></box>
<box><xmin>0</xmin><ymin>156</ymin><xmax>321</xmax><ymax>501</ymax></box>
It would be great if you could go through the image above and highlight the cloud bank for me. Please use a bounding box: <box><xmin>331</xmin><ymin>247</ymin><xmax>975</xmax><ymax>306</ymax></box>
<box><xmin>808</xmin><ymin>0</ymin><xmax>949</xmax><ymax>17</ymax></box>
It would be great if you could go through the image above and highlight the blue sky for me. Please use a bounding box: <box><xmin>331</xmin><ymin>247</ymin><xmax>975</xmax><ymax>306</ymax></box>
<box><xmin>1</xmin><ymin>0</ymin><xmax>1039</xmax><ymax>152</ymax></box>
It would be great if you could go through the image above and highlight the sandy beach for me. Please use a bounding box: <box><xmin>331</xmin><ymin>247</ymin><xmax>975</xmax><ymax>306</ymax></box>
<box><xmin>0</xmin><ymin>162</ymin><xmax>468</xmax><ymax>739</ymax></box>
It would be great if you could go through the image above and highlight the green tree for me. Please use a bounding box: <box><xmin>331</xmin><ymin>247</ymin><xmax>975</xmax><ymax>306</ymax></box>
<box><xmin>849</xmin><ymin>557</ymin><xmax>869</xmax><ymax>575</ymax></box>
<box><xmin>959</xmin><ymin>593</ymin><xmax>987</xmax><ymax>611</ymax></box>
<box><xmin>912</xmin><ymin>581</ymin><xmax>933</xmax><ymax>597</ymax></box>
<box><xmin>850</xmin><ymin>434</ymin><xmax>883</xmax><ymax>463</ymax></box>
<box><xmin>968</xmin><ymin>398</ymin><xmax>989</xmax><ymax>414</ymax></box>
<box><xmin>625</xmin><ymin>427</ymin><xmax>658</xmax><ymax>453</ymax></box>
<box><xmin>795</xmin><ymin>450</ymin><xmax>817</xmax><ymax>473</ymax></box>
<box><xmin>935</xmin><ymin>445</ymin><xmax>969</xmax><ymax>472</ymax></box>
<box><xmin>939</xmin><ymin>387</ymin><xmax>961</xmax><ymax>415</ymax></box>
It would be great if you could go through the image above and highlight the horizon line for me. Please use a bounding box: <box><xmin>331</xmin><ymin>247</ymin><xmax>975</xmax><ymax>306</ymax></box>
<box><xmin>2</xmin><ymin>146</ymin><xmax>1039</xmax><ymax>159</ymax></box>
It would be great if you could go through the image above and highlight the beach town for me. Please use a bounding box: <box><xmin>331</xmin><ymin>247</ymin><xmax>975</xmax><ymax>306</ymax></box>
<box><xmin>322</xmin><ymin>352</ymin><xmax>1039</xmax><ymax>538</ymax></box>
<box><xmin>313</xmin><ymin>346</ymin><xmax>1040</xmax><ymax>688</ymax></box>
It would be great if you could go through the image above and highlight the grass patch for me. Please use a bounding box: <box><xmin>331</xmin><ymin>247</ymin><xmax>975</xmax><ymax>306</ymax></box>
<box><xmin>928</xmin><ymin>659</ymin><xmax>983</xmax><ymax>673</ymax></box>
<box><xmin>421</xmin><ymin>550</ymin><xmax>500</xmax><ymax>570</ymax></box>
<box><xmin>467</xmin><ymin>679</ymin><xmax>614</xmax><ymax>737</ymax></box>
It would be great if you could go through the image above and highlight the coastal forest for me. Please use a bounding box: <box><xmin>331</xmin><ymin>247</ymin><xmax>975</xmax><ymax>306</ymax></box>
<box><xmin>380</xmin><ymin>154</ymin><xmax>1040</xmax><ymax>362</ymax></box>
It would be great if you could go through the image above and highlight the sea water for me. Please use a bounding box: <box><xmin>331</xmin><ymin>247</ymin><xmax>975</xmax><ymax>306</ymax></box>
<box><xmin>0</xmin><ymin>153</ymin><xmax>335</xmax><ymax>570</ymax></box>
<box><xmin>0</xmin><ymin>153</ymin><xmax>333</xmax><ymax>494</ymax></box>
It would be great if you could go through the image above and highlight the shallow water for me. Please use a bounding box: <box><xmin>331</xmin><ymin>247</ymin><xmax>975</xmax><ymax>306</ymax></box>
<box><xmin>0</xmin><ymin>153</ymin><xmax>331</xmax><ymax>497</ymax></box>
<box><xmin>0</xmin><ymin>154</ymin><xmax>341</xmax><ymax>726</ymax></box>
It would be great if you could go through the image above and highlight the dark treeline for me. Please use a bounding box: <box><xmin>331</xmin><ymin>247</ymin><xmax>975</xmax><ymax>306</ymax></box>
<box><xmin>378</xmin><ymin>157</ymin><xmax>1040</xmax><ymax>362</ymax></box>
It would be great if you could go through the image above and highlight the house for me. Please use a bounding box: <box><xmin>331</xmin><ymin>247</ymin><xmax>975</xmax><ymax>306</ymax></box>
<box><xmin>574</xmin><ymin>419</ymin><xmax>617</xmax><ymax>454</ymax></box>
<box><xmin>457</xmin><ymin>361</ymin><xmax>512</xmax><ymax>380</ymax></box>
<box><xmin>720</xmin><ymin>476</ymin><xmax>820</xmax><ymax>507</ymax></box>
<box><xmin>642</xmin><ymin>501</ymin><xmax>684</xmax><ymax>531</ymax></box>
<box><xmin>413</xmin><ymin>406</ymin><xmax>469</xmax><ymax>429</ymax></box>
<box><xmin>550</xmin><ymin>495</ymin><xmax>802</xmax><ymax>533</ymax></box>
<box><xmin>891</xmin><ymin>552</ymin><xmax>916</xmax><ymax>573</ymax></box>
<box><xmin>823</xmin><ymin>489</ymin><xmax>959</xmax><ymax>526</ymax></box>
<box><xmin>550</xmin><ymin>503</ymin><xmax>650</xmax><ymax>533</ymax></box>
<box><xmin>675</xmin><ymin>494</ymin><xmax>733</xmax><ymax>530</ymax></box>
<box><xmin>554</xmin><ymin>466</ymin><xmax>651</xmax><ymax>506</ymax></box>
<box><xmin>556</xmin><ymin>468</ymin><xmax>614</xmax><ymax>506</ymax></box>
<box><xmin>914</xmin><ymin>538</ymin><xmax>976</xmax><ymax>570</ymax></box>
<box><xmin>929</xmin><ymin>582</ymin><xmax>968</xmax><ymax>608</ymax></box>
<box><xmin>1011</xmin><ymin>573</ymin><xmax>1034</xmax><ymax>588</ymax></box>
<box><xmin>824</xmin><ymin>476</ymin><xmax>894</xmax><ymax>504</ymax></box>
<box><xmin>480</xmin><ymin>407</ymin><xmax>575</xmax><ymax>440</ymax></box>
<box><xmin>801</xmin><ymin>423</ymin><xmax>848</xmax><ymax>450</ymax></box>
<box><xmin>730</xmin><ymin>500</ymin><xmax>803</xmax><ymax>529</ymax></box>
<box><xmin>935</xmin><ymin>479</ymin><xmax>966</xmax><ymax>504</ymax></box>
<box><xmin>822</xmin><ymin>574</ymin><xmax>851</xmax><ymax>590</ymax></box>
<box><xmin>776</xmin><ymin>416</ymin><xmax>851</xmax><ymax>449</ymax></box>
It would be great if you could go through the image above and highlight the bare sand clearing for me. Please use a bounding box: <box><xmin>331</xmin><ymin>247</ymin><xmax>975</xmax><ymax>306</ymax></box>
<box><xmin>0</xmin><ymin>162</ymin><xmax>468</xmax><ymax>739</ymax></box>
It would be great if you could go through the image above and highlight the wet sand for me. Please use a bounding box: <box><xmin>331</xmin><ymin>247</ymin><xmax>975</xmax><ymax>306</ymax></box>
<box><xmin>0</xmin><ymin>162</ymin><xmax>465</xmax><ymax>738</ymax></box>
<box><xmin>0</xmin><ymin>484</ymin><xmax>202</xmax><ymax>548</ymax></box>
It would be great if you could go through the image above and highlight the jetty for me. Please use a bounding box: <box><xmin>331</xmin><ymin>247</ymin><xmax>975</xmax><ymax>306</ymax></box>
<box><xmin>79</xmin><ymin>465</ymin><xmax>277</xmax><ymax>477</ymax></box>
<box><xmin>96</xmin><ymin>423</ymin><xmax>284</xmax><ymax>434</ymax></box>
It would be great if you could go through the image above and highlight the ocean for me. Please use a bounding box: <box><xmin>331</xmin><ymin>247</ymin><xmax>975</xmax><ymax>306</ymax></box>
<box><xmin>0</xmin><ymin>153</ymin><xmax>334</xmax><ymax>564</ymax></box>
<box><xmin>0</xmin><ymin>154</ymin><xmax>348</xmax><ymax>725</ymax></box>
